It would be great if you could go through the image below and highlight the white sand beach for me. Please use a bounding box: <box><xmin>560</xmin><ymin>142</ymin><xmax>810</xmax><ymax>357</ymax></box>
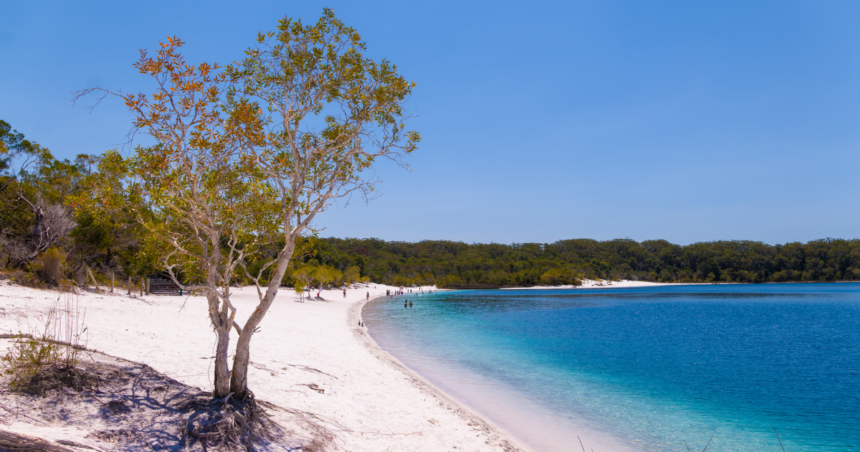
<box><xmin>509</xmin><ymin>279</ymin><xmax>677</xmax><ymax>290</ymax></box>
<box><xmin>0</xmin><ymin>280</ymin><xmax>533</xmax><ymax>451</ymax></box>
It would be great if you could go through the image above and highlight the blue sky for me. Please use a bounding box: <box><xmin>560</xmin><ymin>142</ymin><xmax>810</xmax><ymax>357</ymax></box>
<box><xmin>1</xmin><ymin>1</ymin><xmax>859</xmax><ymax>245</ymax></box>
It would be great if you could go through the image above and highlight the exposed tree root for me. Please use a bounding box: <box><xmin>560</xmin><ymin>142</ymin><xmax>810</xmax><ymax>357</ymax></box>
<box><xmin>182</xmin><ymin>391</ymin><xmax>283</xmax><ymax>451</ymax></box>
<box><xmin>0</xmin><ymin>345</ymin><xmax>334</xmax><ymax>451</ymax></box>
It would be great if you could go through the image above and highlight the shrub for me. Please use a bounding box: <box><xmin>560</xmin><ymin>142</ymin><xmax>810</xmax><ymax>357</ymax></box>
<box><xmin>33</xmin><ymin>247</ymin><xmax>66</xmax><ymax>286</ymax></box>
<box><xmin>1</xmin><ymin>293</ymin><xmax>88</xmax><ymax>391</ymax></box>
<box><xmin>1</xmin><ymin>335</ymin><xmax>60</xmax><ymax>390</ymax></box>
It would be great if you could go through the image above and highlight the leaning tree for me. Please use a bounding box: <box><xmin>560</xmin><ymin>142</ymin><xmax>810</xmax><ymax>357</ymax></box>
<box><xmin>76</xmin><ymin>9</ymin><xmax>418</xmax><ymax>400</ymax></box>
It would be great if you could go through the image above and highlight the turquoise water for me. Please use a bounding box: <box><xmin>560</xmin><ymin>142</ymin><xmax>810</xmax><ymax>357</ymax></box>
<box><xmin>363</xmin><ymin>284</ymin><xmax>860</xmax><ymax>451</ymax></box>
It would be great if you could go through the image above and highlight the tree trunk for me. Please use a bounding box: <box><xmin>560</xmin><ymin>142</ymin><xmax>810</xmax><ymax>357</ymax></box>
<box><xmin>229</xmin><ymin>242</ymin><xmax>296</xmax><ymax>397</ymax></box>
<box><xmin>128</xmin><ymin>276</ymin><xmax>132</xmax><ymax>295</ymax></box>
<box><xmin>208</xmin><ymin>259</ymin><xmax>235</xmax><ymax>398</ymax></box>
<box><xmin>139</xmin><ymin>278</ymin><xmax>144</xmax><ymax>296</ymax></box>
<box><xmin>212</xmin><ymin>293</ymin><xmax>232</xmax><ymax>398</ymax></box>
<box><xmin>110</xmin><ymin>272</ymin><xmax>114</xmax><ymax>293</ymax></box>
<box><xmin>230</xmin><ymin>327</ymin><xmax>253</xmax><ymax>396</ymax></box>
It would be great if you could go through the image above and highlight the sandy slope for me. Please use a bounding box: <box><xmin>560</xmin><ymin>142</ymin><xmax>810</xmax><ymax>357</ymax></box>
<box><xmin>0</xmin><ymin>280</ymin><xmax>530</xmax><ymax>451</ymax></box>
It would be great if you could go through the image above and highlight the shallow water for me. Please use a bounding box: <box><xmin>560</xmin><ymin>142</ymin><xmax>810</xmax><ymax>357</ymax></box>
<box><xmin>364</xmin><ymin>284</ymin><xmax>860</xmax><ymax>451</ymax></box>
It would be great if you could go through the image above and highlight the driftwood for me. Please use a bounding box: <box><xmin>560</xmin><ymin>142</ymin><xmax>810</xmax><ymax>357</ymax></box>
<box><xmin>0</xmin><ymin>430</ymin><xmax>75</xmax><ymax>452</ymax></box>
<box><xmin>85</xmin><ymin>267</ymin><xmax>100</xmax><ymax>292</ymax></box>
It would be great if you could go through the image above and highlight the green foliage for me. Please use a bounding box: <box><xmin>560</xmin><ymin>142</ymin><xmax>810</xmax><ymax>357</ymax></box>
<box><xmin>2</xmin><ymin>335</ymin><xmax>60</xmax><ymax>390</ymax></box>
<box><xmin>540</xmin><ymin>267</ymin><xmax>582</xmax><ymax>286</ymax></box>
<box><xmin>343</xmin><ymin>265</ymin><xmax>360</xmax><ymax>284</ymax></box>
<box><xmin>291</xmin><ymin>264</ymin><xmax>344</xmax><ymax>289</ymax></box>
<box><xmin>293</xmin><ymin>279</ymin><xmax>307</xmax><ymax>296</ymax></box>
<box><xmin>3</xmin><ymin>119</ymin><xmax>859</xmax><ymax>292</ymax></box>
<box><xmin>305</xmin><ymin>237</ymin><xmax>860</xmax><ymax>288</ymax></box>
<box><xmin>291</xmin><ymin>266</ymin><xmax>314</xmax><ymax>290</ymax></box>
<box><xmin>67</xmin><ymin>152</ymin><xmax>161</xmax><ymax>280</ymax></box>
<box><xmin>0</xmin><ymin>120</ymin><xmax>92</xmax><ymax>270</ymax></box>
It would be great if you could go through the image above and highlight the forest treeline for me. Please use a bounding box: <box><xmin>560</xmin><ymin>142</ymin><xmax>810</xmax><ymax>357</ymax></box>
<box><xmin>3</xmin><ymin>119</ymin><xmax>859</xmax><ymax>290</ymax></box>
<box><xmin>306</xmin><ymin>237</ymin><xmax>860</xmax><ymax>287</ymax></box>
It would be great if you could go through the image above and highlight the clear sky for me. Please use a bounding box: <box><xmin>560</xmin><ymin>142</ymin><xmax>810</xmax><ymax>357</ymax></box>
<box><xmin>1</xmin><ymin>1</ymin><xmax>858</xmax><ymax>245</ymax></box>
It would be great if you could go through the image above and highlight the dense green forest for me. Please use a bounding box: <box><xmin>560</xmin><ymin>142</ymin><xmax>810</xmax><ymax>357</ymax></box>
<box><xmin>3</xmin><ymin>119</ymin><xmax>860</xmax><ymax>290</ymax></box>
<box><xmin>302</xmin><ymin>237</ymin><xmax>860</xmax><ymax>288</ymax></box>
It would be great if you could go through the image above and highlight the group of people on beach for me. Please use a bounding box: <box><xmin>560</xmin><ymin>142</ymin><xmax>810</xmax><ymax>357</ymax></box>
<box><xmin>342</xmin><ymin>286</ymin><xmax>435</xmax><ymax>303</ymax></box>
<box><xmin>386</xmin><ymin>287</ymin><xmax>430</xmax><ymax>297</ymax></box>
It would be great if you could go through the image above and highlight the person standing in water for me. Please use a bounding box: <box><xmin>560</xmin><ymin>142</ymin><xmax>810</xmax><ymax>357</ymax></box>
<box><xmin>409</xmin><ymin>300</ymin><xmax>413</xmax><ymax>308</ymax></box>
<box><xmin>404</xmin><ymin>300</ymin><xmax>408</xmax><ymax>308</ymax></box>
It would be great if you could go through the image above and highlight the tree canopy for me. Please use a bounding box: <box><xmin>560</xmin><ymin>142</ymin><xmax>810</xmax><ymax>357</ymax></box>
<box><xmin>71</xmin><ymin>8</ymin><xmax>419</xmax><ymax>400</ymax></box>
<box><xmin>296</xmin><ymin>237</ymin><xmax>860</xmax><ymax>288</ymax></box>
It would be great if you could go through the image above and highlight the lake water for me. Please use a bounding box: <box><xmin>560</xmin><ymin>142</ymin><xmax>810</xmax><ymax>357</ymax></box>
<box><xmin>363</xmin><ymin>284</ymin><xmax>860</xmax><ymax>452</ymax></box>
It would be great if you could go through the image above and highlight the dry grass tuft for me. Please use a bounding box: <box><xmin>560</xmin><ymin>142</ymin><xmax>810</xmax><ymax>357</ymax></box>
<box><xmin>1</xmin><ymin>293</ymin><xmax>87</xmax><ymax>391</ymax></box>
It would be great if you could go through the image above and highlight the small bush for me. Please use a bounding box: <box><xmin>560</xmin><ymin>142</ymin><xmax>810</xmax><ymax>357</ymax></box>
<box><xmin>34</xmin><ymin>247</ymin><xmax>66</xmax><ymax>286</ymax></box>
<box><xmin>0</xmin><ymin>269</ymin><xmax>26</xmax><ymax>283</ymax></box>
<box><xmin>5</xmin><ymin>270</ymin><xmax>40</xmax><ymax>288</ymax></box>
<box><xmin>2</xmin><ymin>293</ymin><xmax>88</xmax><ymax>392</ymax></box>
<box><xmin>2</xmin><ymin>335</ymin><xmax>63</xmax><ymax>391</ymax></box>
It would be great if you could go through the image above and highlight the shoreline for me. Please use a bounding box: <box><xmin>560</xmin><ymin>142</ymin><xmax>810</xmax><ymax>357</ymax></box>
<box><xmin>351</xmin><ymin>296</ymin><xmax>535</xmax><ymax>452</ymax></box>
<box><xmin>362</xmin><ymin>293</ymin><xmax>642</xmax><ymax>452</ymax></box>
<box><xmin>368</xmin><ymin>280</ymin><xmax>860</xmax><ymax>451</ymax></box>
